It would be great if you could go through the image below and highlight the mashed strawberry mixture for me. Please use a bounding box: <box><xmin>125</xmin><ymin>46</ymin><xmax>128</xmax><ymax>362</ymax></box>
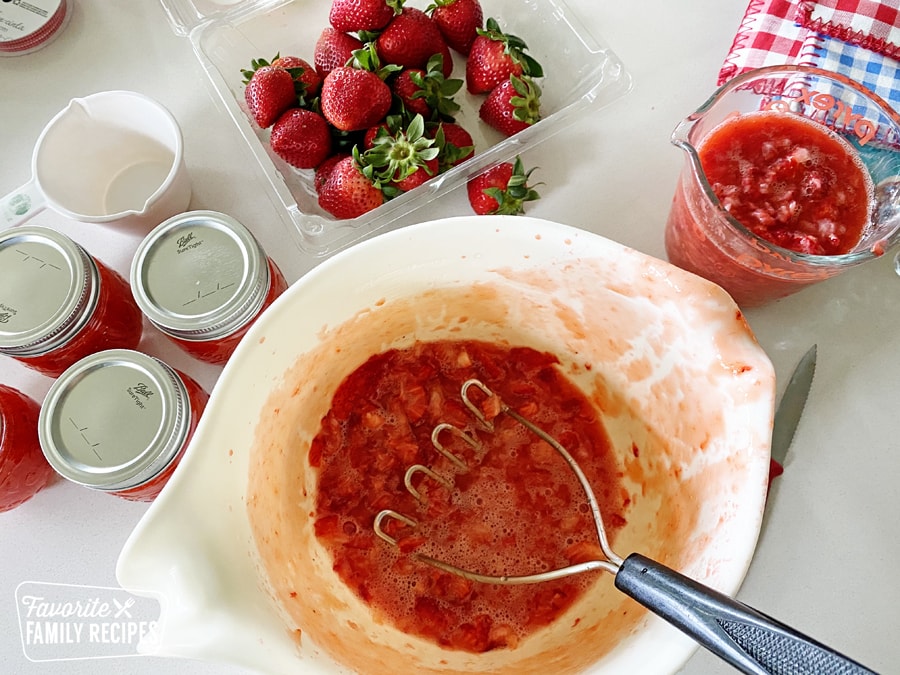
<box><xmin>311</xmin><ymin>340</ymin><xmax>626</xmax><ymax>653</ymax></box>
<box><xmin>701</xmin><ymin>111</ymin><xmax>872</xmax><ymax>255</ymax></box>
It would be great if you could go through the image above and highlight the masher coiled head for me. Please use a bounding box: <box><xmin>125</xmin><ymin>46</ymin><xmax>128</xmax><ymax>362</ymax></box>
<box><xmin>373</xmin><ymin>378</ymin><xmax>623</xmax><ymax>584</ymax></box>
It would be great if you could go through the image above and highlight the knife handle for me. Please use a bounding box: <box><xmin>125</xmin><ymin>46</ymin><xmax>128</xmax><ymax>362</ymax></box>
<box><xmin>767</xmin><ymin>458</ymin><xmax>784</xmax><ymax>492</ymax></box>
<box><xmin>615</xmin><ymin>554</ymin><xmax>877</xmax><ymax>675</ymax></box>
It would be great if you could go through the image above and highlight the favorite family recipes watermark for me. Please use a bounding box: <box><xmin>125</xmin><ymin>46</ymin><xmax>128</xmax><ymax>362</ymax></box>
<box><xmin>15</xmin><ymin>582</ymin><xmax>162</xmax><ymax>662</ymax></box>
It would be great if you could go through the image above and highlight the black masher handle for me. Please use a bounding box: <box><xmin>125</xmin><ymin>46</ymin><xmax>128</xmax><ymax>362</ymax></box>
<box><xmin>615</xmin><ymin>553</ymin><xmax>878</xmax><ymax>675</ymax></box>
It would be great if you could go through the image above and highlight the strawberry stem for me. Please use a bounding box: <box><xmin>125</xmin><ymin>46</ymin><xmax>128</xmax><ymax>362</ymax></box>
<box><xmin>509</xmin><ymin>74</ymin><xmax>542</xmax><ymax>124</ymax></box>
<box><xmin>486</xmin><ymin>155</ymin><xmax>541</xmax><ymax>215</ymax></box>
<box><xmin>362</xmin><ymin>114</ymin><xmax>440</xmax><ymax>185</ymax></box>
<box><xmin>477</xmin><ymin>17</ymin><xmax>544</xmax><ymax>78</ymax></box>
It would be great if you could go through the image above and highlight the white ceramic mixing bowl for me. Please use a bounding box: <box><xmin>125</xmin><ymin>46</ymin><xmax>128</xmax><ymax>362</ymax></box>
<box><xmin>117</xmin><ymin>215</ymin><xmax>775</xmax><ymax>674</ymax></box>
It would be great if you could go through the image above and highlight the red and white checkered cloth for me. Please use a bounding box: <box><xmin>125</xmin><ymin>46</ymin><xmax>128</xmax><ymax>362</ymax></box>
<box><xmin>798</xmin><ymin>0</ymin><xmax>900</xmax><ymax>61</ymax></box>
<box><xmin>718</xmin><ymin>0</ymin><xmax>900</xmax><ymax>84</ymax></box>
<box><xmin>717</xmin><ymin>0</ymin><xmax>900</xmax><ymax>118</ymax></box>
<box><xmin>718</xmin><ymin>0</ymin><xmax>818</xmax><ymax>84</ymax></box>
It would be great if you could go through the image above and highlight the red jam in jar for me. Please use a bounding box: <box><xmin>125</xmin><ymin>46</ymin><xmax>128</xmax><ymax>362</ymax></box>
<box><xmin>0</xmin><ymin>385</ymin><xmax>56</xmax><ymax>512</ymax></box>
<box><xmin>38</xmin><ymin>349</ymin><xmax>209</xmax><ymax>502</ymax></box>
<box><xmin>0</xmin><ymin>227</ymin><xmax>143</xmax><ymax>378</ymax></box>
<box><xmin>130</xmin><ymin>210</ymin><xmax>288</xmax><ymax>366</ymax></box>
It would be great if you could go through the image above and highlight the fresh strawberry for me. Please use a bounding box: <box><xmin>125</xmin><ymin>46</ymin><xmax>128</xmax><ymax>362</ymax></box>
<box><xmin>321</xmin><ymin>65</ymin><xmax>393</xmax><ymax>131</ymax></box>
<box><xmin>466</xmin><ymin>155</ymin><xmax>540</xmax><ymax>215</ymax></box>
<box><xmin>465</xmin><ymin>17</ymin><xmax>543</xmax><ymax>94</ymax></box>
<box><xmin>315</xmin><ymin>152</ymin><xmax>349</xmax><ymax>193</ymax></box>
<box><xmin>391</xmin><ymin>54</ymin><xmax>462</xmax><ymax>121</ymax></box>
<box><xmin>243</xmin><ymin>65</ymin><xmax>299</xmax><ymax>128</ymax></box>
<box><xmin>318</xmin><ymin>153</ymin><xmax>385</xmax><ymax>218</ymax></box>
<box><xmin>363</xmin><ymin>124</ymin><xmax>389</xmax><ymax>150</ymax></box>
<box><xmin>479</xmin><ymin>74</ymin><xmax>542</xmax><ymax>136</ymax></box>
<box><xmin>362</xmin><ymin>116</ymin><xmax>403</xmax><ymax>149</ymax></box>
<box><xmin>431</xmin><ymin>120</ymin><xmax>474</xmax><ymax>170</ymax></box>
<box><xmin>362</xmin><ymin>114</ymin><xmax>440</xmax><ymax>194</ymax></box>
<box><xmin>329</xmin><ymin>0</ymin><xmax>402</xmax><ymax>33</ymax></box>
<box><xmin>271</xmin><ymin>55</ymin><xmax>323</xmax><ymax>96</ymax></box>
<box><xmin>270</xmin><ymin>108</ymin><xmax>333</xmax><ymax>169</ymax></box>
<box><xmin>314</xmin><ymin>27</ymin><xmax>364</xmax><ymax>78</ymax></box>
<box><xmin>375</xmin><ymin>7</ymin><xmax>451</xmax><ymax>75</ymax></box>
<box><xmin>242</xmin><ymin>54</ymin><xmax>321</xmax><ymax>105</ymax></box>
<box><xmin>427</xmin><ymin>0</ymin><xmax>483</xmax><ymax>55</ymax></box>
<box><xmin>436</xmin><ymin>40</ymin><xmax>454</xmax><ymax>79</ymax></box>
<box><xmin>392</xmin><ymin>70</ymin><xmax>433</xmax><ymax>118</ymax></box>
<box><xmin>395</xmin><ymin>156</ymin><xmax>439</xmax><ymax>191</ymax></box>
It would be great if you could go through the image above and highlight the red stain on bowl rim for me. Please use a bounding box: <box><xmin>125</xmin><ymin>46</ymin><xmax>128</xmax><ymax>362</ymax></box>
<box><xmin>0</xmin><ymin>0</ymin><xmax>71</xmax><ymax>56</ymax></box>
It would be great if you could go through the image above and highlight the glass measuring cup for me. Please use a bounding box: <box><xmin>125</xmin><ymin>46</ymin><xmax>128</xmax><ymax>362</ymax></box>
<box><xmin>665</xmin><ymin>65</ymin><xmax>900</xmax><ymax>307</ymax></box>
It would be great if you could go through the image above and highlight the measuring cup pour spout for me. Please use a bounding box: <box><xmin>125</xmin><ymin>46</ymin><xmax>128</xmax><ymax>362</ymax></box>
<box><xmin>670</xmin><ymin>113</ymin><xmax>706</xmax><ymax>188</ymax></box>
<box><xmin>670</xmin><ymin>89</ymin><xmax>729</xmax><ymax>185</ymax></box>
<box><xmin>1</xmin><ymin>91</ymin><xmax>191</xmax><ymax>231</ymax></box>
<box><xmin>670</xmin><ymin>114</ymin><xmax>697</xmax><ymax>151</ymax></box>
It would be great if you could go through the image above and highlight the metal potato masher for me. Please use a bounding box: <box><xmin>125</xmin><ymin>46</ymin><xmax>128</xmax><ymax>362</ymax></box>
<box><xmin>374</xmin><ymin>379</ymin><xmax>874</xmax><ymax>675</ymax></box>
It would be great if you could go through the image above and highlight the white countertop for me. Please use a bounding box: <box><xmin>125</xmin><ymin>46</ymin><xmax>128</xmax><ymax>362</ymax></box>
<box><xmin>1</xmin><ymin>1</ymin><xmax>898</xmax><ymax>673</ymax></box>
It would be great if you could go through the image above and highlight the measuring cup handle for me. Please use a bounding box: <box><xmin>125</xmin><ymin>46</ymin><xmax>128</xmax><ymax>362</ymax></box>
<box><xmin>1</xmin><ymin>178</ymin><xmax>47</xmax><ymax>228</ymax></box>
<box><xmin>615</xmin><ymin>553</ymin><xmax>877</xmax><ymax>675</ymax></box>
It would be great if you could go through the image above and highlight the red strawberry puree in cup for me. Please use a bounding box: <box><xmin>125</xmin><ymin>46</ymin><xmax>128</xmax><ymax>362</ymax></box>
<box><xmin>664</xmin><ymin>65</ymin><xmax>900</xmax><ymax>307</ymax></box>
<box><xmin>666</xmin><ymin>111</ymin><xmax>873</xmax><ymax>306</ymax></box>
<box><xmin>699</xmin><ymin>112</ymin><xmax>870</xmax><ymax>255</ymax></box>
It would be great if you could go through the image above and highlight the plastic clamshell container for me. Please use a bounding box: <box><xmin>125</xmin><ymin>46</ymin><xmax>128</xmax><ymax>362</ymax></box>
<box><xmin>158</xmin><ymin>0</ymin><xmax>631</xmax><ymax>256</ymax></box>
<box><xmin>156</xmin><ymin>0</ymin><xmax>246</xmax><ymax>37</ymax></box>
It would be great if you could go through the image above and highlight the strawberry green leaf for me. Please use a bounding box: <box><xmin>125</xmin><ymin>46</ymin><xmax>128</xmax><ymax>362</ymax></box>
<box><xmin>363</xmin><ymin>114</ymin><xmax>440</xmax><ymax>183</ymax></box>
<box><xmin>476</xmin><ymin>17</ymin><xmax>544</xmax><ymax>79</ymax></box>
<box><xmin>507</xmin><ymin>75</ymin><xmax>542</xmax><ymax>124</ymax></box>
<box><xmin>240</xmin><ymin>53</ymin><xmax>280</xmax><ymax>84</ymax></box>
<box><xmin>387</xmin><ymin>0</ymin><xmax>406</xmax><ymax>14</ymax></box>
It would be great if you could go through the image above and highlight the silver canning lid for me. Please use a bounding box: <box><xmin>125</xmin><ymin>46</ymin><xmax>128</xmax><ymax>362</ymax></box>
<box><xmin>130</xmin><ymin>210</ymin><xmax>270</xmax><ymax>341</ymax></box>
<box><xmin>0</xmin><ymin>226</ymin><xmax>98</xmax><ymax>356</ymax></box>
<box><xmin>38</xmin><ymin>349</ymin><xmax>190</xmax><ymax>492</ymax></box>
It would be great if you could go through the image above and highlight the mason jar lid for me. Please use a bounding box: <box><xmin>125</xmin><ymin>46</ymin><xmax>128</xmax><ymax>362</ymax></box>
<box><xmin>38</xmin><ymin>349</ymin><xmax>191</xmax><ymax>492</ymax></box>
<box><xmin>0</xmin><ymin>0</ymin><xmax>70</xmax><ymax>57</ymax></box>
<box><xmin>0</xmin><ymin>226</ymin><xmax>98</xmax><ymax>356</ymax></box>
<box><xmin>130</xmin><ymin>210</ymin><xmax>270</xmax><ymax>341</ymax></box>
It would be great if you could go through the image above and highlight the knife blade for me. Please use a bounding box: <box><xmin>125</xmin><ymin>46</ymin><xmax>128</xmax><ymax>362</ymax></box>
<box><xmin>768</xmin><ymin>344</ymin><xmax>817</xmax><ymax>491</ymax></box>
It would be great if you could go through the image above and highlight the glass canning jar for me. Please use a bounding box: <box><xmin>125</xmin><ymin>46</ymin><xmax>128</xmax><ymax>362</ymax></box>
<box><xmin>0</xmin><ymin>384</ymin><xmax>56</xmax><ymax>512</ymax></box>
<box><xmin>0</xmin><ymin>227</ymin><xmax>143</xmax><ymax>377</ymax></box>
<box><xmin>130</xmin><ymin>210</ymin><xmax>288</xmax><ymax>366</ymax></box>
<box><xmin>38</xmin><ymin>349</ymin><xmax>209</xmax><ymax>502</ymax></box>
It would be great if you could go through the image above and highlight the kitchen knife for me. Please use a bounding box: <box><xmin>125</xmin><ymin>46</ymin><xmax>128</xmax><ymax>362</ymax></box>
<box><xmin>768</xmin><ymin>344</ymin><xmax>817</xmax><ymax>491</ymax></box>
